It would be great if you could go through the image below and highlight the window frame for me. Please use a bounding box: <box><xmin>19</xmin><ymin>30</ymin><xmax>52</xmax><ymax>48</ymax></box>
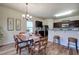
<box><xmin>26</xmin><ymin>20</ymin><xmax>33</xmax><ymax>33</ymax></box>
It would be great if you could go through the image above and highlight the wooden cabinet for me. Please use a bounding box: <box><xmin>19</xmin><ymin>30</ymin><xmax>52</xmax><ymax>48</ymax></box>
<box><xmin>54</xmin><ymin>22</ymin><xmax>62</xmax><ymax>28</ymax></box>
<box><xmin>53</xmin><ymin>20</ymin><xmax>79</xmax><ymax>28</ymax></box>
<box><xmin>69</xmin><ymin>20</ymin><xmax>79</xmax><ymax>27</ymax></box>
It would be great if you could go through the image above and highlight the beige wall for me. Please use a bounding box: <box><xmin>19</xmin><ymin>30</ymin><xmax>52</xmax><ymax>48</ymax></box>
<box><xmin>32</xmin><ymin>17</ymin><xmax>44</xmax><ymax>32</ymax></box>
<box><xmin>43</xmin><ymin>19</ymin><xmax>54</xmax><ymax>29</ymax></box>
<box><xmin>54</xmin><ymin>16</ymin><xmax>79</xmax><ymax>22</ymax></box>
<box><xmin>0</xmin><ymin>5</ymin><xmax>44</xmax><ymax>46</ymax></box>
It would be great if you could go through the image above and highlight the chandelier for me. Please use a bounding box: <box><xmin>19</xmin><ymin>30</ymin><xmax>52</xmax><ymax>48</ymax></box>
<box><xmin>22</xmin><ymin>3</ymin><xmax>32</xmax><ymax>20</ymax></box>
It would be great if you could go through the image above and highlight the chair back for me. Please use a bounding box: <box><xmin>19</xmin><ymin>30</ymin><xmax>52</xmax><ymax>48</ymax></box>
<box><xmin>30</xmin><ymin>40</ymin><xmax>40</xmax><ymax>51</ymax></box>
<box><xmin>33</xmin><ymin>40</ymin><xmax>40</xmax><ymax>46</ymax></box>
<box><xmin>14</xmin><ymin>35</ymin><xmax>22</xmax><ymax>43</ymax></box>
<box><xmin>53</xmin><ymin>35</ymin><xmax>60</xmax><ymax>40</ymax></box>
<box><xmin>13</xmin><ymin>35</ymin><xmax>20</xmax><ymax>48</ymax></box>
<box><xmin>19</xmin><ymin>32</ymin><xmax>25</xmax><ymax>34</ymax></box>
<box><xmin>68</xmin><ymin>37</ymin><xmax>77</xmax><ymax>43</ymax></box>
<box><xmin>40</xmin><ymin>37</ymin><xmax>48</xmax><ymax>48</ymax></box>
<box><xmin>14</xmin><ymin>35</ymin><xmax>18</xmax><ymax>43</ymax></box>
<box><xmin>31</xmin><ymin>37</ymin><xmax>48</xmax><ymax>51</ymax></box>
<box><xmin>16</xmin><ymin>34</ymin><xmax>26</xmax><ymax>42</ymax></box>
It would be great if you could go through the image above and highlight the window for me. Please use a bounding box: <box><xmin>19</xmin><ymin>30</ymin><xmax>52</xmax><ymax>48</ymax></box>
<box><xmin>26</xmin><ymin>21</ymin><xmax>33</xmax><ymax>33</ymax></box>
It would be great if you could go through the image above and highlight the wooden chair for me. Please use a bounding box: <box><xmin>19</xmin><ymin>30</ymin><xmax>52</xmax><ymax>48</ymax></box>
<box><xmin>19</xmin><ymin>32</ymin><xmax>25</xmax><ymax>34</ymax></box>
<box><xmin>17</xmin><ymin>34</ymin><xmax>26</xmax><ymax>41</ymax></box>
<box><xmin>39</xmin><ymin>37</ymin><xmax>48</xmax><ymax>54</ymax></box>
<box><xmin>29</xmin><ymin>40</ymin><xmax>40</xmax><ymax>55</ymax></box>
<box><xmin>29</xmin><ymin>37</ymin><xmax>48</xmax><ymax>55</ymax></box>
<box><xmin>53</xmin><ymin>35</ymin><xmax>60</xmax><ymax>45</ymax></box>
<box><xmin>68</xmin><ymin>37</ymin><xmax>78</xmax><ymax>53</ymax></box>
<box><xmin>13</xmin><ymin>35</ymin><xmax>29</xmax><ymax>54</ymax></box>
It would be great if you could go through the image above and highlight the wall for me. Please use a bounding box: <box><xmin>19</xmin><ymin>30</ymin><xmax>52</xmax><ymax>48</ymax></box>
<box><xmin>54</xmin><ymin>16</ymin><xmax>79</xmax><ymax>22</ymax></box>
<box><xmin>0</xmin><ymin>5</ymin><xmax>26</xmax><ymax>45</ymax></box>
<box><xmin>43</xmin><ymin>19</ymin><xmax>54</xmax><ymax>29</ymax></box>
<box><xmin>31</xmin><ymin>17</ymin><xmax>44</xmax><ymax>32</ymax></box>
<box><xmin>0</xmin><ymin>5</ymin><xmax>44</xmax><ymax>46</ymax></box>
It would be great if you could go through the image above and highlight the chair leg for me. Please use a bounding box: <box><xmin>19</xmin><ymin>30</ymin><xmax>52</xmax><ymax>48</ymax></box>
<box><xmin>44</xmin><ymin>48</ymin><xmax>47</xmax><ymax>55</ymax></box>
<box><xmin>16</xmin><ymin>47</ymin><xmax>18</xmax><ymax>54</ymax></box>
<box><xmin>15</xmin><ymin>44</ymin><xmax>16</xmax><ymax>48</ymax></box>
<box><xmin>75</xmin><ymin>42</ymin><xmax>78</xmax><ymax>53</ymax></box>
<box><xmin>19</xmin><ymin>48</ymin><xmax>21</xmax><ymax>55</ymax></box>
<box><xmin>28</xmin><ymin>47</ymin><xmax>30</xmax><ymax>53</ymax></box>
<box><xmin>53</xmin><ymin>39</ymin><xmax>55</xmax><ymax>46</ymax></box>
<box><xmin>31</xmin><ymin>50</ymin><xmax>34</xmax><ymax>55</ymax></box>
<box><xmin>38</xmin><ymin>50</ymin><xmax>41</xmax><ymax>55</ymax></box>
<box><xmin>69</xmin><ymin>48</ymin><xmax>73</xmax><ymax>55</ymax></box>
<box><xmin>30</xmin><ymin>49</ymin><xmax>33</xmax><ymax>55</ymax></box>
<box><xmin>58</xmin><ymin>39</ymin><xmax>60</xmax><ymax>45</ymax></box>
<box><xmin>68</xmin><ymin>42</ymin><xmax>69</xmax><ymax>48</ymax></box>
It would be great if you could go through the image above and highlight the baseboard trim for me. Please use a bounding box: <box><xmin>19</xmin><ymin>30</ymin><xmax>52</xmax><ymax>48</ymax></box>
<box><xmin>0</xmin><ymin>42</ymin><xmax>14</xmax><ymax>47</ymax></box>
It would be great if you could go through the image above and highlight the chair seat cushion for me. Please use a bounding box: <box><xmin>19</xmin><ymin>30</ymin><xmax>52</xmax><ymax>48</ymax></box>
<box><xmin>18</xmin><ymin>42</ymin><xmax>28</xmax><ymax>47</ymax></box>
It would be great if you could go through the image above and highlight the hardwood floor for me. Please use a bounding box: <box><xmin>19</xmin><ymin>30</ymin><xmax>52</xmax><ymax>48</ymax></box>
<box><xmin>47</xmin><ymin>42</ymin><xmax>79</xmax><ymax>55</ymax></box>
<box><xmin>0</xmin><ymin>43</ymin><xmax>29</xmax><ymax>55</ymax></box>
<box><xmin>0</xmin><ymin>42</ymin><xmax>79</xmax><ymax>55</ymax></box>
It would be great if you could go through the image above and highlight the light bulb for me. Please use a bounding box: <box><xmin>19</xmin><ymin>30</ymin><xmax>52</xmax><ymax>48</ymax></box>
<box><xmin>22</xmin><ymin>14</ymin><xmax>25</xmax><ymax>18</ymax></box>
<box><xmin>27</xmin><ymin>14</ymin><xmax>30</xmax><ymax>17</ymax></box>
<box><xmin>29</xmin><ymin>16</ymin><xmax>32</xmax><ymax>18</ymax></box>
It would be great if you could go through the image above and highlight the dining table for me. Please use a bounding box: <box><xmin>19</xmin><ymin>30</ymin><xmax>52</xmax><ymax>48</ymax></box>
<box><xmin>19</xmin><ymin>33</ymin><xmax>42</xmax><ymax>42</ymax></box>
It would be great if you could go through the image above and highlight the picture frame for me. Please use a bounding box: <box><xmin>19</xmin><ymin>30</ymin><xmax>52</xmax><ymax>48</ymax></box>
<box><xmin>7</xmin><ymin>18</ymin><xmax>14</xmax><ymax>31</ymax></box>
<box><xmin>16</xmin><ymin>19</ymin><xmax>21</xmax><ymax>31</ymax></box>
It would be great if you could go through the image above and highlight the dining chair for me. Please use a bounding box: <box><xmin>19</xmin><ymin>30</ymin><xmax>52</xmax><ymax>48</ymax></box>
<box><xmin>53</xmin><ymin>35</ymin><xmax>60</xmax><ymax>45</ymax></box>
<box><xmin>13</xmin><ymin>35</ymin><xmax>29</xmax><ymax>55</ymax></box>
<box><xmin>29</xmin><ymin>40</ymin><xmax>40</xmax><ymax>55</ymax></box>
<box><xmin>39</xmin><ymin>37</ymin><xmax>48</xmax><ymax>54</ymax></box>
<box><xmin>19</xmin><ymin>32</ymin><xmax>25</xmax><ymax>34</ymax></box>
<box><xmin>17</xmin><ymin>34</ymin><xmax>26</xmax><ymax>41</ymax></box>
<box><xmin>29</xmin><ymin>37</ymin><xmax>48</xmax><ymax>55</ymax></box>
<box><xmin>68</xmin><ymin>37</ymin><xmax>78</xmax><ymax>53</ymax></box>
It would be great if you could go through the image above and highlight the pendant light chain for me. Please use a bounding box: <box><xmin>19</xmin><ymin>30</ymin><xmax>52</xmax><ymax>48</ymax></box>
<box><xmin>25</xmin><ymin>3</ymin><xmax>32</xmax><ymax>20</ymax></box>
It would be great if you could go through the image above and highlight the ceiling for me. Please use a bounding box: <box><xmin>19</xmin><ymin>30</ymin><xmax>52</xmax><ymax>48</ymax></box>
<box><xmin>0</xmin><ymin>3</ymin><xmax>79</xmax><ymax>19</ymax></box>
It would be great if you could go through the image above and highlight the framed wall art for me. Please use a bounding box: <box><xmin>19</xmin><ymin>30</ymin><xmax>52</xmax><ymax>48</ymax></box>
<box><xmin>16</xmin><ymin>19</ymin><xmax>21</xmax><ymax>31</ymax></box>
<box><xmin>7</xmin><ymin>18</ymin><xmax>14</xmax><ymax>31</ymax></box>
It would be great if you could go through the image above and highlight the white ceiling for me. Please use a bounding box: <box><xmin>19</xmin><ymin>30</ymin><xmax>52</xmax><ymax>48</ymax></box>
<box><xmin>0</xmin><ymin>3</ymin><xmax>79</xmax><ymax>19</ymax></box>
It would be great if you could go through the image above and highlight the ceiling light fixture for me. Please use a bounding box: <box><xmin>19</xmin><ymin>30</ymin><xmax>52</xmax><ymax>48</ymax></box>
<box><xmin>22</xmin><ymin>3</ymin><xmax>32</xmax><ymax>20</ymax></box>
<box><xmin>54</xmin><ymin>10</ymin><xmax>75</xmax><ymax>17</ymax></box>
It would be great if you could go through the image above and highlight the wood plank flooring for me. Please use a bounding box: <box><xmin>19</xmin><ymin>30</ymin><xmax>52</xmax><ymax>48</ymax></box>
<box><xmin>0</xmin><ymin>42</ymin><xmax>79</xmax><ymax>55</ymax></box>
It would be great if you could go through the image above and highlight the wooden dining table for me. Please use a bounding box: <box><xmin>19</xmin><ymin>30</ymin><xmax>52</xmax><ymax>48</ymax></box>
<box><xmin>19</xmin><ymin>33</ymin><xmax>42</xmax><ymax>42</ymax></box>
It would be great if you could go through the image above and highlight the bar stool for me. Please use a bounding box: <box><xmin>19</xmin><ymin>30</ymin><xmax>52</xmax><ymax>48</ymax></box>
<box><xmin>53</xmin><ymin>35</ymin><xmax>60</xmax><ymax>45</ymax></box>
<box><xmin>68</xmin><ymin>37</ymin><xmax>78</xmax><ymax>53</ymax></box>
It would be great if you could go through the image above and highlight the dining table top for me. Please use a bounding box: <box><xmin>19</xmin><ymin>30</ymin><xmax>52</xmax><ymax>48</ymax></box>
<box><xmin>19</xmin><ymin>33</ymin><xmax>42</xmax><ymax>42</ymax></box>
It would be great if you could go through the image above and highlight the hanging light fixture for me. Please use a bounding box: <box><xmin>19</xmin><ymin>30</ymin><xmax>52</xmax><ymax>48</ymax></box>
<box><xmin>22</xmin><ymin>3</ymin><xmax>32</xmax><ymax>20</ymax></box>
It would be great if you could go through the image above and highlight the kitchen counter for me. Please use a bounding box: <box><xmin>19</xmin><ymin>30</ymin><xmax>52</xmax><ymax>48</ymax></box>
<box><xmin>48</xmin><ymin>29</ymin><xmax>79</xmax><ymax>49</ymax></box>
